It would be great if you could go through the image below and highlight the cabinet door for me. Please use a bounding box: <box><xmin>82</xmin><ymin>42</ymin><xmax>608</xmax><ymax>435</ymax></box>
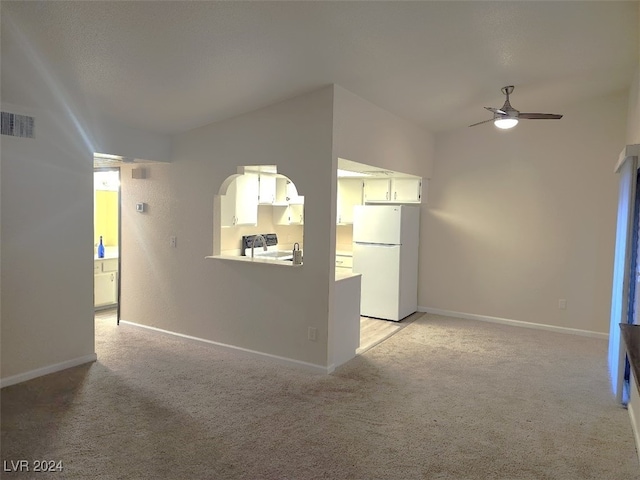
<box><xmin>220</xmin><ymin>180</ymin><xmax>238</xmax><ymax>227</ymax></box>
<box><xmin>235</xmin><ymin>173</ymin><xmax>259</xmax><ymax>225</ymax></box>
<box><xmin>363</xmin><ymin>178</ymin><xmax>391</xmax><ymax>202</ymax></box>
<box><xmin>335</xmin><ymin>254</ymin><xmax>353</xmax><ymax>269</ymax></box>
<box><xmin>274</xmin><ymin>177</ymin><xmax>303</xmax><ymax>205</ymax></box>
<box><xmin>221</xmin><ymin>173</ymin><xmax>259</xmax><ymax>227</ymax></box>
<box><xmin>102</xmin><ymin>258</ymin><xmax>118</xmax><ymax>272</ymax></box>
<box><xmin>274</xmin><ymin>177</ymin><xmax>289</xmax><ymax>204</ymax></box>
<box><xmin>392</xmin><ymin>178</ymin><xmax>422</xmax><ymax>203</ymax></box>
<box><xmin>289</xmin><ymin>203</ymin><xmax>304</xmax><ymax>225</ymax></box>
<box><xmin>287</xmin><ymin>181</ymin><xmax>304</xmax><ymax>205</ymax></box>
<box><xmin>273</xmin><ymin>203</ymin><xmax>304</xmax><ymax>225</ymax></box>
<box><xmin>337</xmin><ymin>179</ymin><xmax>363</xmax><ymax>224</ymax></box>
<box><xmin>258</xmin><ymin>173</ymin><xmax>276</xmax><ymax>205</ymax></box>
<box><xmin>95</xmin><ymin>272</ymin><xmax>118</xmax><ymax>307</ymax></box>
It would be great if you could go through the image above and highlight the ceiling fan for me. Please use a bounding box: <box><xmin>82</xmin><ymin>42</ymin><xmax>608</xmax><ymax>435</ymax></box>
<box><xmin>469</xmin><ymin>85</ymin><xmax>563</xmax><ymax>129</ymax></box>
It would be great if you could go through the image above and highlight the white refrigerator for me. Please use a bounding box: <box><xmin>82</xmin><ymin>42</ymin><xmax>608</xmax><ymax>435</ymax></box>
<box><xmin>352</xmin><ymin>205</ymin><xmax>420</xmax><ymax>321</ymax></box>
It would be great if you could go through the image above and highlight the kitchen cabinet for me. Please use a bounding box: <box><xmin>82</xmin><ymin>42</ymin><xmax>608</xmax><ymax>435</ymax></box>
<box><xmin>337</xmin><ymin>179</ymin><xmax>363</xmax><ymax>225</ymax></box>
<box><xmin>363</xmin><ymin>177</ymin><xmax>422</xmax><ymax>204</ymax></box>
<box><xmin>363</xmin><ymin>178</ymin><xmax>391</xmax><ymax>202</ymax></box>
<box><xmin>335</xmin><ymin>252</ymin><xmax>353</xmax><ymax>271</ymax></box>
<box><xmin>275</xmin><ymin>177</ymin><xmax>303</xmax><ymax>205</ymax></box>
<box><xmin>289</xmin><ymin>203</ymin><xmax>304</xmax><ymax>225</ymax></box>
<box><xmin>391</xmin><ymin>178</ymin><xmax>422</xmax><ymax>203</ymax></box>
<box><xmin>258</xmin><ymin>173</ymin><xmax>277</xmax><ymax>205</ymax></box>
<box><xmin>95</xmin><ymin>258</ymin><xmax>118</xmax><ymax>308</ymax></box>
<box><xmin>273</xmin><ymin>201</ymin><xmax>304</xmax><ymax>225</ymax></box>
<box><xmin>221</xmin><ymin>173</ymin><xmax>259</xmax><ymax>227</ymax></box>
<box><xmin>272</xmin><ymin>176</ymin><xmax>304</xmax><ymax>225</ymax></box>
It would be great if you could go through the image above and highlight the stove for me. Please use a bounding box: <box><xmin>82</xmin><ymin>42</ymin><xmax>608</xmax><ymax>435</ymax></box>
<box><xmin>241</xmin><ymin>233</ymin><xmax>293</xmax><ymax>261</ymax></box>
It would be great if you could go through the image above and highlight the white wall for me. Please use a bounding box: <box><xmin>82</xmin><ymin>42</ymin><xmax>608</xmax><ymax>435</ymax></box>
<box><xmin>628</xmin><ymin>2</ymin><xmax>640</xmax><ymax>146</ymax></box>
<box><xmin>1</xmin><ymin>2</ymin><xmax>170</xmax><ymax>386</ymax></box>
<box><xmin>1</xmin><ymin>104</ymin><xmax>95</xmax><ymax>380</ymax></box>
<box><xmin>120</xmin><ymin>86</ymin><xmax>335</xmax><ymax>368</ymax></box>
<box><xmin>0</xmin><ymin>100</ymin><xmax>171</xmax><ymax>384</ymax></box>
<box><xmin>628</xmin><ymin>67</ymin><xmax>640</xmax><ymax>145</ymax></box>
<box><xmin>91</xmin><ymin>113</ymin><xmax>172</xmax><ymax>162</ymax></box>
<box><xmin>333</xmin><ymin>85</ymin><xmax>435</xmax><ymax>179</ymax></box>
<box><xmin>423</xmin><ymin>92</ymin><xmax>628</xmax><ymax>334</ymax></box>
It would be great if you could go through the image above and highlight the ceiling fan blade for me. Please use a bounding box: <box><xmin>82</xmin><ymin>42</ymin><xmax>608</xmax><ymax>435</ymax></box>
<box><xmin>484</xmin><ymin>107</ymin><xmax>507</xmax><ymax>115</ymax></box>
<box><xmin>468</xmin><ymin>118</ymin><xmax>495</xmax><ymax>128</ymax></box>
<box><xmin>519</xmin><ymin>113</ymin><xmax>563</xmax><ymax>120</ymax></box>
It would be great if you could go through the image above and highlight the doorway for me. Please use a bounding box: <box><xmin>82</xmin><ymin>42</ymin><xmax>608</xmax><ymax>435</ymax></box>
<box><xmin>609</xmin><ymin>150</ymin><xmax>640</xmax><ymax>403</ymax></box>
<box><xmin>620</xmin><ymin>168</ymin><xmax>640</xmax><ymax>404</ymax></box>
<box><xmin>93</xmin><ymin>168</ymin><xmax>121</xmax><ymax>323</ymax></box>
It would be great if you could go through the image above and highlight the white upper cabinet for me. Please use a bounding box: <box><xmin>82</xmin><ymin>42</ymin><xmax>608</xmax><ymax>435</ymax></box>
<box><xmin>289</xmin><ymin>203</ymin><xmax>304</xmax><ymax>225</ymax></box>
<box><xmin>391</xmin><ymin>178</ymin><xmax>422</xmax><ymax>203</ymax></box>
<box><xmin>272</xmin><ymin>176</ymin><xmax>304</xmax><ymax>225</ymax></box>
<box><xmin>220</xmin><ymin>173</ymin><xmax>259</xmax><ymax>227</ymax></box>
<box><xmin>275</xmin><ymin>177</ymin><xmax>304</xmax><ymax>205</ymax></box>
<box><xmin>258</xmin><ymin>173</ymin><xmax>277</xmax><ymax>205</ymax></box>
<box><xmin>363</xmin><ymin>177</ymin><xmax>422</xmax><ymax>204</ymax></box>
<box><xmin>337</xmin><ymin>178</ymin><xmax>363</xmax><ymax>224</ymax></box>
<box><xmin>288</xmin><ymin>182</ymin><xmax>304</xmax><ymax>205</ymax></box>
<box><xmin>273</xmin><ymin>201</ymin><xmax>304</xmax><ymax>225</ymax></box>
<box><xmin>363</xmin><ymin>178</ymin><xmax>392</xmax><ymax>202</ymax></box>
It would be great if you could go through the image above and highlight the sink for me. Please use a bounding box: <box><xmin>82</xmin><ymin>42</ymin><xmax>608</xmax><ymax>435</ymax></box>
<box><xmin>254</xmin><ymin>250</ymin><xmax>293</xmax><ymax>260</ymax></box>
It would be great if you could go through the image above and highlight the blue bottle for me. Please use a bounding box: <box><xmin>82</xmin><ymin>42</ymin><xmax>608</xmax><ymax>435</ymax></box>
<box><xmin>98</xmin><ymin>236</ymin><xmax>105</xmax><ymax>258</ymax></box>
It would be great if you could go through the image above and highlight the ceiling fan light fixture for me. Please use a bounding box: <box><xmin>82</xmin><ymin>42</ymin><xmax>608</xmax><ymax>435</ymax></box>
<box><xmin>494</xmin><ymin>117</ymin><xmax>519</xmax><ymax>129</ymax></box>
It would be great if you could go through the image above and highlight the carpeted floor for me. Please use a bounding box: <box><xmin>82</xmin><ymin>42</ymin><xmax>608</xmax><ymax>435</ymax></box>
<box><xmin>2</xmin><ymin>313</ymin><xmax>639</xmax><ymax>479</ymax></box>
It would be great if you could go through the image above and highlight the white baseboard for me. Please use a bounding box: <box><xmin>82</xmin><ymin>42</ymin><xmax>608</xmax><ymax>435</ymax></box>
<box><xmin>119</xmin><ymin>320</ymin><xmax>331</xmax><ymax>374</ymax></box>
<box><xmin>0</xmin><ymin>353</ymin><xmax>97</xmax><ymax>388</ymax></box>
<box><xmin>418</xmin><ymin>307</ymin><xmax>608</xmax><ymax>339</ymax></box>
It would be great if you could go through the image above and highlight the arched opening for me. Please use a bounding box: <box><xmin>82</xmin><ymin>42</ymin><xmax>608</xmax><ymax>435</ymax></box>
<box><xmin>212</xmin><ymin>165</ymin><xmax>305</xmax><ymax>264</ymax></box>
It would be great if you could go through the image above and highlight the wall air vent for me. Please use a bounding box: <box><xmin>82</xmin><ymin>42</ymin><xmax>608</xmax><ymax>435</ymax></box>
<box><xmin>1</xmin><ymin>111</ymin><xmax>35</xmax><ymax>138</ymax></box>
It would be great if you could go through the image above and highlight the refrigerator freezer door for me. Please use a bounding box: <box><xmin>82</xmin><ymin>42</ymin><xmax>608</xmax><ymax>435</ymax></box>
<box><xmin>353</xmin><ymin>205</ymin><xmax>402</xmax><ymax>245</ymax></box>
<box><xmin>353</xmin><ymin>243</ymin><xmax>401</xmax><ymax>320</ymax></box>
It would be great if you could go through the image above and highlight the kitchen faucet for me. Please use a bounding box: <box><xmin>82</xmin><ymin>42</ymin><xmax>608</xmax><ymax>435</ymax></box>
<box><xmin>251</xmin><ymin>234</ymin><xmax>268</xmax><ymax>258</ymax></box>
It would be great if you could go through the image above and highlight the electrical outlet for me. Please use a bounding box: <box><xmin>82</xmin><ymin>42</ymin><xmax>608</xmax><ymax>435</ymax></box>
<box><xmin>308</xmin><ymin>327</ymin><xmax>317</xmax><ymax>342</ymax></box>
<box><xmin>558</xmin><ymin>298</ymin><xmax>567</xmax><ymax>310</ymax></box>
<box><xmin>170</xmin><ymin>236</ymin><xmax>177</xmax><ymax>248</ymax></box>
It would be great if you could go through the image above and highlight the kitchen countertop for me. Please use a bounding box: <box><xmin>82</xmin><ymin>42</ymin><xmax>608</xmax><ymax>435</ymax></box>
<box><xmin>621</xmin><ymin>323</ymin><xmax>640</xmax><ymax>393</ymax></box>
<box><xmin>335</xmin><ymin>271</ymin><xmax>360</xmax><ymax>282</ymax></box>
<box><xmin>207</xmin><ymin>254</ymin><xmax>302</xmax><ymax>267</ymax></box>
<box><xmin>95</xmin><ymin>254</ymin><xmax>119</xmax><ymax>260</ymax></box>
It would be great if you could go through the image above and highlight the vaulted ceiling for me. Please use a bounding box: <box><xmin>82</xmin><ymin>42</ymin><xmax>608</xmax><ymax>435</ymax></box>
<box><xmin>1</xmin><ymin>1</ymin><xmax>638</xmax><ymax>135</ymax></box>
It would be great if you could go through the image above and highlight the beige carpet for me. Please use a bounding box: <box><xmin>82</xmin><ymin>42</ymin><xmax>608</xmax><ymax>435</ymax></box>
<box><xmin>2</xmin><ymin>313</ymin><xmax>640</xmax><ymax>479</ymax></box>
